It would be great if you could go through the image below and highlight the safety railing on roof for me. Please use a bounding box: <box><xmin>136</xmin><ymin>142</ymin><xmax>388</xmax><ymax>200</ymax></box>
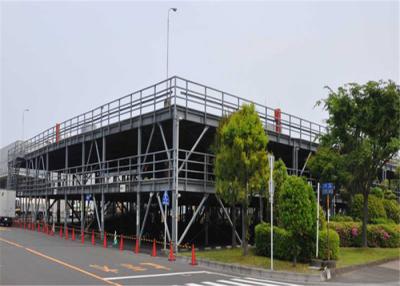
<box><xmin>9</xmin><ymin>76</ymin><xmax>326</xmax><ymax>159</ymax></box>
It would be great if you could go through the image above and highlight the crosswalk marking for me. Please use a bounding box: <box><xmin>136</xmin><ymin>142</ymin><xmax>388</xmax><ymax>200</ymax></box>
<box><xmin>202</xmin><ymin>282</ymin><xmax>230</xmax><ymax>286</ymax></box>
<box><xmin>245</xmin><ymin>277</ymin><xmax>301</xmax><ymax>286</ymax></box>
<box><xmin>217</xmin><ymin>280</ymin><xmax>251</xmax><ymax>286</ymax></box>
<box><xmin>184</xmin><ymin>277</ymin><xmax>303</xmax><ymax>286</ymax></box>
<box><xmin>231</xmin><ymin>278</ymin><xmax>283</xmax><ymax>286</ymax></box>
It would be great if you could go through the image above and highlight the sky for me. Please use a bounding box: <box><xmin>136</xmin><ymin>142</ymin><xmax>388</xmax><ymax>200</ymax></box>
<box><xmin>0</xmin><ymin>1</ymin><xmax>398</xmax><ymax>148</ymax></box>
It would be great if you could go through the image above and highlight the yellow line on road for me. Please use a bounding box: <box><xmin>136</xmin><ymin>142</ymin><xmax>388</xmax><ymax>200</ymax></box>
<box><xmin>0</xmin><ymin>237</ymin><xmax>121</xmax><ymax>286</ymax></box>
<box><xmin>0</xmin><ymin>237</ymin><xmax>23</xmax><ymax>248</ymax></box>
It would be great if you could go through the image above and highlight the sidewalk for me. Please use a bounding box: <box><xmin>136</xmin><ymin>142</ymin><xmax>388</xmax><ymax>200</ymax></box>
<box><xmin>329</xmin><ymin>259</ymin><xmax>400</xmax><ymax>285</ymax></box>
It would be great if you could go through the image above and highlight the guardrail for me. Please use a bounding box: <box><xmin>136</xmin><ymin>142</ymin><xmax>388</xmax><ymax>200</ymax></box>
<box><xmin>8</xmin><ymin>76</ymin><xmax>326</xmax><ymax>159</ymax></box>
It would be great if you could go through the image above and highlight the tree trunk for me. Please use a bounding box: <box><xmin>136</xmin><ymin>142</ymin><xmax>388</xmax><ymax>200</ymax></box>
<box><xmin>231</xmin><ymin>206</ymin><xmax>237</xmax><ymax>247</ymax></box>
<box><xmin>242</xmin><ymin>204</ymin><xmax>248</xmax><ymax>256</ymax></box>
<box><xmin>362</xmin><ymin>191</ymin><xmax>369</xmax><ymax>247</ymax></box>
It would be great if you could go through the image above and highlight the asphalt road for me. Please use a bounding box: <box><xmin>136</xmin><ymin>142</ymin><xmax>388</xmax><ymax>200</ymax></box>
<box><xmin>0</xmin><ymin>226</ymin><xmax>305</xmax><ymax>286</ymax></box>
<box><xmin>1</xmin><ymin>226</ymin><xmax>399</xmax><ymax>286</ymax></box>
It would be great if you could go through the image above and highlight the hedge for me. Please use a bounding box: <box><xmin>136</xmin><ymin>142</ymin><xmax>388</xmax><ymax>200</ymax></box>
<box><xmin>383</xmin><ymin>199</ymin><xmax>400</xmax><ymax>224</ymax></box>
<box><xmin>329</xmin><ymin>222</ymin><xmax>400</xmax><ymax>248</ymax></box>
<box><xmin>254</xmin><ymin>223</ymin><xmax>292</xmax><ymax>261</ymax></box>
<box><xmin>318</xmin><ymin>229</ymin><xmax>340</xmax><ymax>260</ymax></box>
<box><xmin>351</xmin><ymin>194</ymin><xmax>387</xmax><ymax>222</ymax></box>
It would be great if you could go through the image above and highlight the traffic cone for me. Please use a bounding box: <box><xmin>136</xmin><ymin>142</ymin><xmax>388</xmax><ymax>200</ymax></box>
<box><xmin>103</xmin><ymin>232</ymin><xmax>107</xmax><ymax>248</ymax></box>
<box><xmin>59</xmin><ymin>226</ymin><xmax>63</xmax><ymax>238</ymax></box>
<box><xmin>24</xmin><ymin>222</ymin><xmax>26</xmax><ymax>230</ymax></box>
<box><xmin>81</xmin><ymin>231</ymin><xmax>85</xmax><ymax>244</ymax></box>
<box><xmin>151</xmin><ymin>239</ymin><xmax>157</xmax><ymax>257</ymax></box>
<box><xmin>119</xmin><ymin>235</ymin><xmax>124</xmax><ymax>251</ymax></box>
<box><xmin>168</xmin><ymin>242</ymin><xmax>175</xmax><ymax>261</ymax></box>
<box><xmin>91</xmin><ymin>230</ymin><xmax>95</xmax><ymax>245</ymax></box>
<box><xmin>37</xmin><ymin>223</ymin><xmax>40</xmax><ymax>232</ymax></box>
<box><xmin>190</xmin><ymin>244</ymin><xmax>197</xmax><ymax>266</ymax></box>
<box><xmin>134</xmin><ymin>238</ymin><xmax>139</xmax><ymax>254</ymax></box>
<box><xmin>72</xmin><ymin>228</ymin><xmax>76</xmax><ymax>241</ymax></box>
<box><xmin>65</xmin><ymin>227</ymin><xmax>69</xmax><ymax>240</ymax></box>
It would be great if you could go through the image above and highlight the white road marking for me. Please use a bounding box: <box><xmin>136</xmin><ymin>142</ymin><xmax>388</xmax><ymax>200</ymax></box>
<box><xmin>185</xmin><ymin>284</ymin><xmax>204</xmax><ymax>286</ymax></box>
<box><xmin>245</xmin><ymin>277</ymin><xmax>302</xmax><ymax>286</ymax></box>
<box><xmin>232</xmin><ymin>278</ymin><xmax>289</xmax><ymax>286</ymax></box>
<box><xmin>217</xmin><ymin>280</ymin><xmax>251</xmax><ymax>286</ymax></box>
<box><xmin>203</xmin><ymin>282</ymin><xmax>231</xmax><ymax>286</ymax></box>
<box><xmin>104</xmin><ymin>271</ymin><xmax>209</xmax><ymax>281</ymax></box>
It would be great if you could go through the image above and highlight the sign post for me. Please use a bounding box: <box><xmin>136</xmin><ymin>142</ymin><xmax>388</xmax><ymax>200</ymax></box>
<box><xmin>316</xmin><ymin>183</ymin><xmax>320</xmax><ymax>258</ymax></box>
<box><xmin>268</xmin><ymin>154</ymin><xmax>275</xmax><ymax>271</ymax></box>
<box><xmin>321</xmin><ymin>182</ymin><xmax>334</xmax><ymax>261</ymax></box>
<box><xmin>162</xmin><ymin>191</ymin><xmax>170</xmax><ymax>250</ymax></box>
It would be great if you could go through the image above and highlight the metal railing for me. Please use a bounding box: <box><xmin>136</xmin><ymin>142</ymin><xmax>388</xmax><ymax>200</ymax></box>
<box><xmin>14</xmin><ymin>148</ymin><xmax>215</xmax><ymax>194</ymax></box>
<box><xmin>8</xmin><ymin>76</ymin><xmax>326</xmax><ymax>159</ymax></box>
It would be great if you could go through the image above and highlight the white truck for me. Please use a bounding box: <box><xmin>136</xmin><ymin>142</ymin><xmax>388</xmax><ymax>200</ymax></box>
<box><xmin>0</xmin><ymin>189</ymin><xmax>16</xmax><ymax>226</ymax></box>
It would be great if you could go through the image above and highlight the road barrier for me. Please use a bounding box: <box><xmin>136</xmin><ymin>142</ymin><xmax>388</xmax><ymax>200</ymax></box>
<box><xmin>151</xmin><ymin>239</ymin><xmax>157</xmax><ymax>257</ymax></box>
<box><xmin>11</xmin><ymin>219</ymin><xmax>197</xmax><ymax>265</ymax></box>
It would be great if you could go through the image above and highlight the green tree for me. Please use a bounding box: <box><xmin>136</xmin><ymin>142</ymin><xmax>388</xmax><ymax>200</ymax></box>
<box><xmin>314</xmin><ymin>80</ymin><xmax>400</xmax><ymax>247</ymax></box>
<box><xmin>214</xmin><ymin>104</ymin><xmax>269</xmax><ymax>255</ymax></box>
<box><xmin>278</xmin><ymin>176</ymin><xmax>317</xmax><ymax>264</ymax></box>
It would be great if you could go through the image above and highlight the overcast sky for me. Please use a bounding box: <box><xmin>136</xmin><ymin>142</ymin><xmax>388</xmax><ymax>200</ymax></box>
<box><xmin>0</xmin><ymin>1</ymin><xmax>398</xmax><ymax>148</ymax></box>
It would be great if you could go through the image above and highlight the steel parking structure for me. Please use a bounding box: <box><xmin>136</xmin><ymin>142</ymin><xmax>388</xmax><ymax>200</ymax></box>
<box><xmin>7</xmin><ymin>76</ymin><xmax>326</xmax><ymax>251</ymax></box>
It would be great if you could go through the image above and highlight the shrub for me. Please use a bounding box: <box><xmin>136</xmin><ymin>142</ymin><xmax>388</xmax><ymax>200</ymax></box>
<box><xmin>278</xmin><ymin>176</ymin><xmax>317</xmax><ymax>262</ymax></box>
<box><xmin>319</xmin><ymin>206</ymin><xmax>327</xmax><ymax>229</ymax></box>
<box><xmin>254</xmin><ymin>222</ymin><xmax>291</xmax><ymax>260</ymax></box>
<box><xmin>318</xmin><ymin>229</ymin><xmax>340</xmax><ymax>260</ymax></box>
<box><xmin>351</xmin><ymin>194</ymin><xmax>387</xmax><ymax>222</ymax></box>
<box><xmin>331</xmin><ymin>214</ymin><xmax>353</xmax><ymax>222</ymax></box>
<box><xmin>329</xmin><ymin>222</ymin><xmax>400</xmax><ymax>248</ymax></box>
<box><xmin>383</xmin><ymin>199</ymin><xmax>400</xmax><ymax>224</ymax></box>
<box><xmin>370</xmin><ymin>187</ymin><xmax>384</xmax><ymax>199</ymax></box>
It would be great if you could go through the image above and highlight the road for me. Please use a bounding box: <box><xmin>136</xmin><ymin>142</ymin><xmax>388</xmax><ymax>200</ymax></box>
<box><xmin>0</xmin><ymin>226</ymin><xmax>305</xmax><ymax>286</ymax></box>
<box><xmin>1</xmin><ymin>226</ymin><xmax>399</xmax><ymax>286</ymax></box>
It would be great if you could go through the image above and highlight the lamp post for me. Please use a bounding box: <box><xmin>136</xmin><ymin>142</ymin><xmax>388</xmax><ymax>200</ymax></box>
<box><xmin>166</xmin><ymin>8</ymin><xmax>178</xmax><ymax>82</ymax></box>
<box><xmin>22</xmin><ymin>108</ymin><xmax>29</xmax><ymax>141</ymax></box>
<box><xmin>268</xmin><ymin>154</ymin><xmax>275</xmax><ymax>271</ymax></box>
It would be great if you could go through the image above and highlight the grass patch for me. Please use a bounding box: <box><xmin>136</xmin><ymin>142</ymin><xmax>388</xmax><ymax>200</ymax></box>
<box><xmin>337</xmin><ymin>247</ymin><xmax>400</xmax><ymax>268</ymax></box>
<box><xmin>180</xmin><ymin>247</ymin><xmax>400</xmax><ymax>273</ymax></box>
<box><xmin>180</xmin><ymin>247</ymin><xmax>315</xmax><ymax>273</ymax></box>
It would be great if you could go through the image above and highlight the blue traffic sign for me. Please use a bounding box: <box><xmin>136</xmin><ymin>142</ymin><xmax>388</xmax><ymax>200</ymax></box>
<box><xmin>321</xmin><ymin>183</ymin><xmax>334</xmax><ymax>195</ymax></box>
<box><xmin>85</xmin><ymin>194</ymin><xmax>92</xmax><ymax>201</ymax></box>
<box><xmin>162</xmin><ymin>191</ymin><xmax>169</xmax><ymax>206</ymax></box>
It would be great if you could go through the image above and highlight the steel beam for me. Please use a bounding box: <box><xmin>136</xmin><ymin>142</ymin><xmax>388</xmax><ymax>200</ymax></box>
<box><xmin>139</xmin><ymin>192</ymin><xmax>153</xmax><ymax>239</ymax></box>
<box><xmin>81</xmin><ymin>193</ymin><xmax>84</xmax><ymax>235</ymax></box>
<box><xmin>178</xmin><ymin>126</ymin><xmax>209</xmax><ymax>174</ymax></box>
<box><xmin>216</xmin><ymin>196</ymin><xmax>242</xmax><ymax>245</ymax></box>
<box><xmin>92</xmin><ymin>194</ymin><xmax>102</xmax><ymax>232</ymax></box>
<box><xmin>156</xmin><ymin>193</ymin><xmax>171</xmax><ymax>241</ymax></box>
<box><xmin>136</xmin><ymin>126</ymin><xmax>141</xmax><ymax>242</ymax></box>
<box><xmin>101</xmin><ymin>191</ymin><xmax>105</xmax><ymax>238</ymax></box>
<box><xmin>177</xmin><ymin>194</ymin><xmax>209</xmax><ymax>245</ymax></box>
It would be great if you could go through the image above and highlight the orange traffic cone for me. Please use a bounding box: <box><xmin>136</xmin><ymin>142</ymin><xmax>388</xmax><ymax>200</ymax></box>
<box><xmin>168</xmin><ymin>242</ymin><xmax>176</xmax><ymax>261</ymax></box>
<box><xmin>151</xmin><ymin>239</ymin><xmax>157</xmax><ymax>257</ymax></box>
<box><xmin>37</xmin><ymin>223</ymin><xmax>40</xmax><ymax>232</ymax></box>
<box><xmin>24</xmin><ymin>222</ymin><xmax>26</xmax><ymax>230</ymax></box>
<box><xmin>134</xmin><ymin>238</ymin><xmax>139</xmax><ymax>254</ymax></box>
<box><xmin>65</xmin><ymin>227</ymin><xmax>69</xmax><ymax>240</ymax></box>
<box><xmin>72</xmin><ymin>228</ymin><xmax>76</xmax><ymax>241</ymax></box>
<box><xmin>103</xmin><ymin>232</ymin><xmax>107</xmax><ymax>248</ymax></box>
<box><xmin>119</xmin><ymin>235</ymin><xmax>124</xmax><ymax>251</ymax></box>
<box><xmin>81</xmin><ymin>231</ymin><xmax>85</xmax><ymax>244</ymax></box>
<box><xmin>91</xmin><ymin>230</ymin><xmax>95</xmax><ymax>245</ymax></box>
<box><xmin>59</xmin><ymin>226</ymin><xmax>63</xmax><ymax>238</ymax></box>
<box><xmin>190</xmin><ymin>244</ymin><xmax>197</xmax><ymax>266</ymax></box>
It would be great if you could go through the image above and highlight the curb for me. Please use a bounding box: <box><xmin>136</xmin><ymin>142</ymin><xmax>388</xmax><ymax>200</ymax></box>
<box><xmin>176</xmin><ymin>255</ymin><xmax>326</xmax><ymax>283</ymax></box>
<box><xmin>331</xmin><ymin>257</ymin><xmax>400</xmax><ymax>277</ymax></box>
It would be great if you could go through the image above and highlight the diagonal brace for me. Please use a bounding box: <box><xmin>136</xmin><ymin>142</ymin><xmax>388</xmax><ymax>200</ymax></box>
<box><xmin>216</xmin><ymin>196</ymin><xmax>242</xmax><ymax>245</ymax></box>
<box><xmin>156</xmin><ymin>193</ymin><xmax>171</xmax><ymax>242</ymax></box>
<box><xmin>178</xmin><ymin>194</ymin><xmax>209</xmax><ymax>246</ymax></box>
<box><xmin>178</xmin><ymin>126</ymin><xmax>209</xmax><ymax>174</ymax></box>
<box><xmin>139</xmin><ymin>192</ymin><xmax>154</xmax><ymax>239</ymax></box>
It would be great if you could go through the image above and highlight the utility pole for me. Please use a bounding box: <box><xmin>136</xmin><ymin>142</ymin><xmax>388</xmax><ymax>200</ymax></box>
<box><xmin>268</xmin><ymin>154</ymin><xmax>275</xmax><ymax>271</ymax></box>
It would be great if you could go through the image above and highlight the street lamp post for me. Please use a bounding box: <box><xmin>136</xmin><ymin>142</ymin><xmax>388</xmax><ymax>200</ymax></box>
<box><xmin>166</xmin><ymin>8</ymin><xmax>178</xmax><ymax>83</ymax></box>
<box><xmin>22</xmin><ymin>108</ymin><xmax>30</xmax><ymax>141</ymax></box>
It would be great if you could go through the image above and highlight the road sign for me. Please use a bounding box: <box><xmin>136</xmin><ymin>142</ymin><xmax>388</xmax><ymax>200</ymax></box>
<box><xmin>162</xmin><ymin>191</ymin><xmax>169</xmax><ymax>206</ymax></box>
<box><xmin>321</xmin><ymin>182</ymin><xmax>334</xmax><ymax>195</ymax></box>
<box><xmin>85</xmin><ymin>194</ymin><xmax>92</xmax><ymax>201</ymax></box>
